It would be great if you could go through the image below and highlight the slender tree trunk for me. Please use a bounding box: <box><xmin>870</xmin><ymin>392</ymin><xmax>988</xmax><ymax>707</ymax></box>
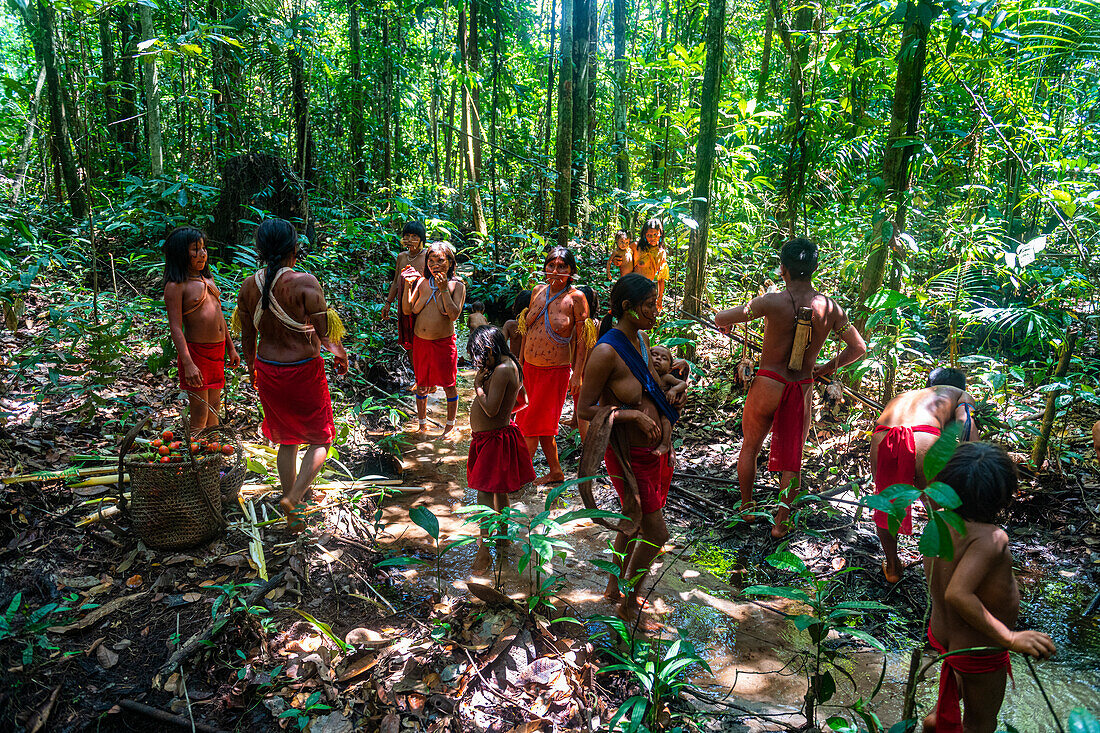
<box><xmin>37</xmin><ymin>0</ymin><xmax>86</xmax><ymax>217</ymax></box>
<box><xmin>586</xmin><ymin>6</ymin><xmax>597</xmax><ymax>200</ymax></box>
<box><xmin>490</xmin><ymin>12</ymin><xmax>501</xmax><ymax>258</ymax></box>
<box><xmin>468</xmin><ymin>1</ymin><xmax>483</xmax><ymax>174</ymax></box>
<box><xmin>13</xmin><ymin>67</ymin><xmax>46</xmax><ymax>200</ymax></box>
<box><xmin>569</xmin><ymin>0</ymin><xmax>591</xmax><ymax>227</ymax></box>
<box><xmin>288</xmin><ymin>42</ymin><xmax>314</xmax><ymax>186</ymax></box>
<box><xmin>348</xmin><ymin>0</ymin><xmax>366</xmax><ymax>192</ymax></box>
<box><xmin>138</xmin><ymin>5</ymin><xmax>163</xmax><ymax>178</ymax></box>
<box><xmin>613</xmin><ymin>0</ymin><xmax>630</xmax><ymax>225</ymax></box>
<box><xmin>756</xmin><ymin>5</ymin><xmax>773</xmax><ymax>102</ymax></box>
<box><xmin>854</xmin><ymin>7</ymin><xmax>930</xmax><ymax>326</ymax></box>
<box><xmin>381</xmin><ymin>17</ymin><xmax>392</xmax><ymax>186</ymax></box>
<box><xmin>459</xmin><ymin>4</ymin><xmax>487</xmax><ymax>239</ymax></box>
<box><xmin>683</xmin><ymin>0</ymin><xmax>725</xmax><ymax>323</ymax></box>
<box><xmin>553</xmin><ymin>0</ymin><xmax>574</xmax><ymax>246</ymax></box>
<box><xmin>97</xmin><ymin>13</ymin><xmax>120</xmax><ymax>174</ymax></box>
<box><xmin>770</xmin><ymin>0</ymin><xmax>813</xmax><ymax>244</ymax></box>
<box><xmin>117</xmin><ymin>7</ymin><xmax>139</xmax><ymax>169</ymax></box>
<box><xmin>394</xmin><ymin>17</ymin><xmax>403</xmax><ymax>187</ymax></box>
<box><xmin>538</xmin><ymin>0</ymin><xmax>558</xmax><ymax>231</ymax></box>
<box><xmin>1032</xmin><ymin>335</ymin><xmax>1076</xmax><ymax>467</ymax></box>
<box><xmin>444</xmin><ymin>81</ymin><xmax>456</xmax><ymax>187</ymax></box>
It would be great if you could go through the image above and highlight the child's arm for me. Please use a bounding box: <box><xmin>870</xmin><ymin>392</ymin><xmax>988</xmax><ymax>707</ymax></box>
<box><xmin>944</xmin><ymin>532</ymin><xmax>1056</xmax><ymax>658</ymax></box>
<box><xmin>408</xmin><ymin>278</ymin><xmax>428</xmax><ymax>315</ymax></box>
<box><xmin>568</xmin><ymin>291</ymin><xmax>591</xmax><ymax>396</ymax></box>
<box><xmin>214</xmin><ymin>283</ymin><xmax>241</xmax><ymax>368</ymax></box>
<box><xmin>165</xmin><ymin>282</ymin><xmax>203</xmax><ymax>388</ymax></box>
<box><xmin>436</xmin><ymin>275</ymin><xmax>465</xmax><ymax>320</ymax></box>
<box><xmin>237</xmin><ymin>282</ymin><xmax>258</xmax><ymax>386</ymax></box>
<box><xmin>476</xmin><ymin>362</ymin><xmax>514</xmax><ymax>419</ymax></box>
<box><xmin>383</xmin><ymin>252</ymin><xmax>408</xmax><ymax>318</ymax></box>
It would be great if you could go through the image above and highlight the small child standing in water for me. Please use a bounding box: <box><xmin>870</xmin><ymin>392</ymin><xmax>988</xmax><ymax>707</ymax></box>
<box><xmin>466</xmin><ymin>326</ymin><xmax>535</xmax><ymax>575</ymax></box>
<box><xmin>163</xmin><ymin>226</ymin><xmax>240</xmax><ymax>434</ymax></box>
<box><xmin>924</xmin><ymin>442</ymin><xmax>1055</xmax><ymax>733</ymax></box>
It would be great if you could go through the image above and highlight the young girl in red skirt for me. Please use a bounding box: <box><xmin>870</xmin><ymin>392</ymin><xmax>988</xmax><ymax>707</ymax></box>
<box><xmin>163</xmin><ymin>226</ymin><xmax>240</xmax><ymax>434</ymax></box>
<box><xmin>467</xmin><ymin>325</ymin><xmax>535</xmax><ymax>575</ymax></box>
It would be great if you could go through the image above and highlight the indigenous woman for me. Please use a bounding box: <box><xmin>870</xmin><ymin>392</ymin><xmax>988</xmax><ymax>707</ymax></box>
<box><xmin>235</xmin><ymin>218</ymin><xmax>348</xmax><ymax>532</ymax></box>
<box><xmin>577</xmin><ymin>274</ymin><xmax>685</xmax><ymax>628</ymax></box>
<box><xmin>514</xmin><ymin>247</ymin><xmax>590</xmax><ymax>484</ymax></box>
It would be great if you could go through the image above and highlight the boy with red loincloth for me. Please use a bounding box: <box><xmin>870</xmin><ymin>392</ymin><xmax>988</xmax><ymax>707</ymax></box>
<box><xmin>872</xmin><ymin>367</ymin><xmax>979</xmax><ymax>582</ymax></box>
<box><xmin>236</xmin><ymin>219</ymin><xmax>348</xmax><ymax>533</ymax></box>
<box><xmin>163</xmin><ymin>226</ymin><xmax>241</xmax><ymax>434</ymax></box>
<box><xmin>515</xmin><ymin>247</ymin><xmax>590</xmax><ymax>484</ymax></box>
<box><xmin>715</xmin><ymin>238</ymin><xmax>866</xmax><ymax>539</ymax></box>
<box><xmin>923</xmin><ymin>442</ymin><xmax>1055</xmax><ymax>733</ymax></box>
<box><xmin>467</xmin><ymin>325</ymin><xmax>536</xmax><ymax>575</ymax></box>
<box><xmin>406</xmin><ymin>242</ymin><xmax>466</xmax><ymax>438</ymax></box>
<box><xmin>383</xmin><ymin>221</ymin><xmax>428</xmax><ymax>353</ymax></box>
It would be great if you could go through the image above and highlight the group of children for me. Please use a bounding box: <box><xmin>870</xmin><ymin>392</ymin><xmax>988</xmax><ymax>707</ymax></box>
<box><xmin>163</xmin><ymin>221</ymin><xmax>1056</xmax><ymax>732</ymax></box>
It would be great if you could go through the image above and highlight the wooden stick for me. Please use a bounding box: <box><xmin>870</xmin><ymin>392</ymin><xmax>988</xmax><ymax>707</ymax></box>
<box><xmin>3</xmin><ymin>466</ymin><xmax>118</xmax><ymax>484</ymax></box>
<box><xmin>71</xmin><ymin>474</ymin><xmax>130</xmax><ymax>488</ymax></box>
<box><xmin>118</xmin><ymin>700</ymin><xmax>224</xmax><ymax>733</ymax></box>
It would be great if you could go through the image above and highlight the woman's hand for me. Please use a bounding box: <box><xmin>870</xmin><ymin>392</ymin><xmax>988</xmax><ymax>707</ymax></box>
<box><xmin>182</xmin><ymin>359</ymin><xmax>203</xmax><ymax>388</ymax></box>
<box><xmin>615</xmin><ymin>409</ymin><xmax>660</xmax><ymax>445</ymax></box>
<box><xmin>432</xmin><ymin>270</ymin><xmax>448</xmax><ymax>290</ymax></box>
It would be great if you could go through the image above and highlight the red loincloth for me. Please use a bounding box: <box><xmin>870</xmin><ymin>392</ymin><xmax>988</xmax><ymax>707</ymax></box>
<box><xmin>398</xmin><ymin>311</ymin><xmax>416</xmax><ymax>352</ymax></box>
<box><xmin>179</xmin><ymin>340</ymin><xmax>226</xmax><ymax>392</ymax></box>
<box><xmin>514</xmin><ymin>362</ymin><xmax>571</xmax><ymax>438</ymax></box>
<box><xmin>467</xmin><ymin>423</ymin><xmax>536</xmax><ymax>494</ymax></box>
<box><xmin>873</xmin><ymin>424</ymin><xmax>942</xmax><ymax>535</ymax></box>
<box><xmin>254</xmin><ymin>356</ymin><xmax>335</xmax><ymax>445</ymax></box>
<box><xmin>927</xmin><ymin>625</ymin><xmax>1012</xmax><ymax>733</ymax></box>
<box><xmin>757</xmin><ymin>369</ymin><xmax>813</xmax><ymax>472</ymax></box>
<box><xmin>604</xmin><ymin>445</ymin><xmax>672</xmax><ymax>515</ymax></box>
<box><xmin>412</xmin><ymin>334</ymin><xmax>458</xmax><ymax>390</ymax></box>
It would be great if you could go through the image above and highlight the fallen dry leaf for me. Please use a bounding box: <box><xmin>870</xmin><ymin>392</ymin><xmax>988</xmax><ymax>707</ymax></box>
<box><xmin>96</xmin><ymin>645</ymin><xmax>119</xmax><ymax>669</ymax></box>
<box><xmin>125</xmin><ymin>574</ymin><xmax>143</xmax><ymax>588</ymax></box>
<box><xmin>380</xmin><ymin>712</ymin><xmax>400</xmax><ymax>733</ymax></box>
<box><xmin>182</xmin><ymin>592</ymin><xmax>202</xmax><ymax>603</ymax></box>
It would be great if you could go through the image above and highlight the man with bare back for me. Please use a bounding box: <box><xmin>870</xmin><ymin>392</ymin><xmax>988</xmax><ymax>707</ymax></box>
<box><xmin>872</xmin><ymin>367</ymin><xmax>979</xmax><ymax>582</ymax></box>
<box><xmin>515</xmin><ymin>247</ymin><xmax>590</xmax><ymax>484</ymax></box>
<box><xmin>715</xmin><ymin>238</ymin><xmax>866</xmax><ymax>539</ymax></box>
<box><xmin>406</xmin><ymin>242</ymin><xmax>466</xmax><ymax>437</ymax></box>
<box><xmin>382</xmin><ymin>221</ymin><xmax>428</xmax><ymax>353</ymax></box>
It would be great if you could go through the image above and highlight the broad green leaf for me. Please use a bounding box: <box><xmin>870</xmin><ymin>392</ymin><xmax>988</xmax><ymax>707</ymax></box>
<box><xmin>766</xmin><ymin>550</ymin><xmax>808</xmax><ymax>574</ymax></box>
<box><xmin>923</xmin><ymin>422</ymin><xmax>962</xmax><ymax>482</ymax></box>
<box><xmin>840</xmin><ymin>627</ymin><xmax>887</xmax><ymax>652</ymax></box>
<box><xmin>924</xmin><ymin>481</ymin><xmax>961</xmax><ymax>510</ymax></box>
<box><xmin>374</xmin><ymin>556</ymin><xmax>427</xmax><ymax>568</ymax></box>
<box><xmin>742</xmin><ymin>585</ymin><xmax>811</xmax><ymax>604</ymax></box>
<box><xmin>409</xmin><ymin>504</ymin><xmax>439</xmax><ymax>540</ymax></box>
<box><xmin>1068</xmin><ymin>708</ymin><xmax>1100</xmax><ymax>733</ymax></box>
<box><xmin>814</xmin><ymin>670</ymin><xmax>836</xmax><ymax>703</ymax></box>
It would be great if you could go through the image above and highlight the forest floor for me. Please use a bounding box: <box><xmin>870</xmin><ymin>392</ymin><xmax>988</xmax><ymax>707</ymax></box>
<box><xmin>2</xmin><ymin>311</ymin><xmax>1100</xmax><ymax>732</ymax></box>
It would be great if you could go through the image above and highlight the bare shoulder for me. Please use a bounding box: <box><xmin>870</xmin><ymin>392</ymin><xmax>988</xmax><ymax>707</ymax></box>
<box><xmin>395</xmin><ymin>251</ymin><xmax>410</xmax><ymax>267</ymax></box>
<box><xmin>449</xmin><ymin>278</ymin><xmax>466</xmax><ymax>293</ymax></box>
<box><xmin>164</xmin><ymin>280</ymin><xmax>183</xmax><ymax>298</ymax></box>
<box><xmin>531</xmin><ymin>283</ymin><xmax>548</xmax><ymax>301</ymax></box>
<box><xmin>966</xmin><ymin>522</ymin><xmax>1011</xmax><ymax>557</ymax></box>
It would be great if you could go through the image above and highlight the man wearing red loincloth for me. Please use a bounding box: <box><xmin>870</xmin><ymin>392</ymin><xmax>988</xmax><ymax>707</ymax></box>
<box><xmin>715</xmin><ymin>238</ymin><xmax>866</xmax><ymax>539</ymax></box>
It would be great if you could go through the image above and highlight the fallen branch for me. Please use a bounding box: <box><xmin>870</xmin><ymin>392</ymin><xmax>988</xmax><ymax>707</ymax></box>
<box><xmin>49</xmin><ymin>592</ymin><xmax>146</xmax><ymax>634</ymax></box>
<box><xmin>118</xmin><ymin>700</ymin><xmax>225</xmax><ymax>733</ymax></box>
<box><xmin>159</xmin><ymin>571</ymin><xmax>286</xmax><ymax>674</ymax></box>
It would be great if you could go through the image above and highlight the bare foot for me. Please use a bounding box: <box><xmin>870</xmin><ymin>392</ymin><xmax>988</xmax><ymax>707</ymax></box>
<box><xmin>279</xmin><ymin>497</ymin><xmax>305</xmax><ymax>534</ymax></box>
<box><xmin>535</xmin><ymin>473</ymin><xmax>566</xmax><ymax>486</ymax></box>
<box><xmin>471</xmin><ymin>545</ymin><xmax>492</xmax><ymax>575</ymax></box>
<box><xmin>739</xmin><ymin>500</ymin><xmax>759</xmax><ymax>524</ymax></box>
<box><xmin>770</xmin><ymin>507</ymin><xmax>791</xmax><ymax>539</ymax></box>
<box><xmin>881</xmin><ymin>559</ymin><xmax>902</xmax><ymax>584</ymax></box>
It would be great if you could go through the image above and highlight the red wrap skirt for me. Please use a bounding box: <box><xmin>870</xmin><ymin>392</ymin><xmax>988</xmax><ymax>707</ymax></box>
<box><xmin>873</xmin><ymin>424</ymin><xmax>942</xmax><ymax>535</ymax></box>
<box><xmin>927</xmin><ymin>625</ymin><xmax>1011</xmax><ymax>733</ymax></box>
<box><xmin>398</xmin><ymin>311</ymin><xmax>415</xmax><ymax>353</ymax></box>
<box><xmin>413</xmin><ymin>334</ymin><xmax>458</xmax><ymax>391</ymax></box>
<box><xmin>467</xmin><ymin>423</ymin><xmax>536</xmax><ymax>494</ymax></box>
<box><xmin>757</xmin><ymin>369</ymin><xmax>813</xmax><ymax>473</ymax></box>
<box><xmin>179</xmin><ymin>340</ymin><xmax>226</xmax><ymax>392</ymax></box>
<box><xmin>255</xmin><ymin>356</ymin><xmax>336</xmax><ymax>445</ymax></box>
<box><xmin>605</xmin><ymin>446</ymin><xmax>673</xmax><ymax>515</ymax></box>
<box><xmin>514</xmin><ymin>361</ymin><xmax>571</xmax><ymax>438</ymax></box>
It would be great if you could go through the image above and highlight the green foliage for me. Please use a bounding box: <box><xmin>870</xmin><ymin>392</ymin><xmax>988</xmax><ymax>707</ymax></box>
<box><xmin>0</xmin><ymin>591</ymin><xmax>94</xmax><ymax>667</ymax></box>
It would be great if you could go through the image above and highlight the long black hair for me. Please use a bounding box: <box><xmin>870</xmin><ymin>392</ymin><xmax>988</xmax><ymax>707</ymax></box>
<box><xmin>512</xmin><ymin>290</ymin><xmax>532</xmax><ymax>318</ymax></box>
<box><xmin>578</xmin><ymin>285</ymin><xmax>598</xmax><ymax>318</ymax></box>
<box><xmin>468</xmin><ymin>325</ymin><xmax>521</xmax><ymax>376</ymax></box>
<box><xmin>609</xmin><ymin>273</ymin><xmax>657</xmax><ymax>320</ymax></box>
<box><xmin>255</xmin><ymin>218</ymin><xmax>299</xmax><ymax>311</ymax></box>
<box><xmin>934</xmin><ymin>442</ymin><xmax>1017</xmax><ymax>524</ymax></box>
<box><xmin>163</xmin><ymin>226</ymin><xmax>209</xmax><ymax>283</ymax></box>
<box><xmin>544</xmin><ymin>246</ymin><xmax>577</xmax><ymax>284</ymax></box>
<box><xmin>637</xmin><ymin>218</ymin><xmax>664</xmax><ymax>253</ymax></box>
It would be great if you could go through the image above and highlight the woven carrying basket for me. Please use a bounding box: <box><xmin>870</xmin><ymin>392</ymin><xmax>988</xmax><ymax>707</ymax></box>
<box><xmin>118</xmin><ymin>417</ymin><xmax>225</xmax><ymax>550</ymax></box>
<box><xmin>195</xmin><ymin>425</ymin><xmax>246</xmax><ymax>506</ymax></box>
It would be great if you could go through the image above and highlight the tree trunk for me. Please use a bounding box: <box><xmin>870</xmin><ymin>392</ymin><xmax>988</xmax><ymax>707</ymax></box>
<box><xmin>468</xmin><ymin>1</ymin><xmax>483</xmax><ymax>174</ymax></box>
<box><xmin>854</xmin><ymin>8</ymin><xmax>930</xmax><ymax>327</ymax></box>
<box><xmin>585</xmin><ymin>5</ymin><xmax>597</xmax><ymax>200</ymax></box>
<box><xmin>138</xmin><ymin>5</ymin><xmax>163</xmax><ymax>178</ymax></box>
<box><xmin>1032</xmin><ymin>334</ymin><xmax>1076</xmax><ymax>468</ymax></box>
<box><xmin>612</xmin><ymin>0</ymin><xmax>630</xmax><ymax>226</ymax></box>
<box><xmin>381</xmin><ymin>16</ymin><xmax>392</xmax><ymax>186</ymax></box>
<box><xmin>553</xmin><ymin>0</ymin><xmax>574</xmax><ymax>246</ymax></box>
<box><xmin>444</xmin><ymin>81</ymin><xmax>455</xmax><ymax>187</ymax></box>
<box><xmin>210</xmin><ymin>0</ymin><xmax>242</xmax><ymax>153</ymax></box>
<box><xmin>459</xmin><ymin>4</ymin><xmax>487</xmax><ymax>239</ymax></box>
<box><xmin>288</xmin><ymin>41</ymin><xmax>315</xmax><ymax>187</ymax></box>
<box><xmin>13</xmin><ymin>67</ymin><xmax>46</xmax><ymax>200</ymax></box>
<box><xmin>770</xmin><ymin>0</ymin><xmax>813</xmax><ymax>244</ymax></box>
<box><xmin>537</xmin><ymin>0</ymin><xmax>558</xmax><ymax>231</ymax></box>
<box><xmin>348</xmin><ymin>0</ymin><xmax>366</xmax><ymax>192</ymax></box>
<box><xmin>97</xmin><ymin>13</ymin><xmax>120</xmax><ymax>174</ymax></box>
<box><xmin>756</xmin><ymin>6</ymin><xmax>773</xmax><ymax>102</ymax></box>
<box><xmin>394</xmin><ymin>17</ymin><xmax>403</xmax><ymax>187</ymax></box>
<box><xmin>683</xmin><ymin>0</ymin><xmax>725</xmax><ymax>323</ymax></box>
<box><xmin>569</xmin><ymin>0</ymin><xmax>591</xmax><ymax>227</ymax></box>
<box><xmin>36</xmin><ymin>0</ymin><xmax>86</xmax><ymax>217</ymax></box>
<box><xmin>117</xmin><ymin>7</ymin><xmax>139</xmax><ymax>169</ymax></box>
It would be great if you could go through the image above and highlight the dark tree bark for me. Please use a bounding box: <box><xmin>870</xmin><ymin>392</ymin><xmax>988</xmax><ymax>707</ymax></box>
<box><xmin>138</xmin><ymin>4</ymin><xmax>164</xmax><ymax>177</ymax></box>
<box><xmin>855</xmin><ymin>6</ymin><xmax>931</xmax><ymax>325</ymax></box>
<box><xmin>684</xmin><ymin>0</ymin><xmax>726</xmax><ymax>320</ymax></box>
<box><xmin>209</xmin><ymin>0</ymin><xmax>242</xmax><ymax>153</ymax></box>
<box><xmin>117</xmin><ymin>7</ymin><xmax>139</xmax><ymax>169</ymax></box>
<box><xmin>612</xmin><ymin>0</ymin><xmax>630</xmax><ymax>225</ymax></box>
<box><xmin>394</xmin><ymin>17</ymin><xmax>403</xmax><ymax>187</ymax></box>
<box><xmin>569</xmin><ymin>0</ymin><xmax>592</xmax><ymax>226</ymax></box>
<box><xmin>209</xmin><ymin>153</ymin><xmax>315</xmax><ymax>258</ymax></box>
<box><xmin>348</xmin><ymin>0</ymin><xmax>366</xmax><ymax>192</ymax></box>
<box><xmin>553</xmin><ymin>0</ymin><xmax>574</xmax><ymax>246</ymax></box>
<box><xmin>288</xmin><ymin>41</ymin><xmax>315</xmax><ymax>186</ymax></box>
<box><xmin>381</xmin><ymin>16</ymin><xmax>392</xmax><ymax>185</ymax></box>
<box><xmin>36</xmin><ymin>0</ymin><xmax>86</xmax><ymax>217</ymax></box>
<box><xmin>444</xmin><ymin>81</ymin><xmax>455</xmax><ymax>187</ymax></box>
<box><xmin>537</xmin><ymin>0</ymin><xmax>557</xmax><ymax>231</ymax></box>
<box><xmin>770</xmin><ymin>0</ymin><xmax>814</xmax><ymax>244</ymax></box>
<box><xmin>458</xmin><ymin>3</ymin><xmax>487</xmax><ymax>238</ymax></box>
